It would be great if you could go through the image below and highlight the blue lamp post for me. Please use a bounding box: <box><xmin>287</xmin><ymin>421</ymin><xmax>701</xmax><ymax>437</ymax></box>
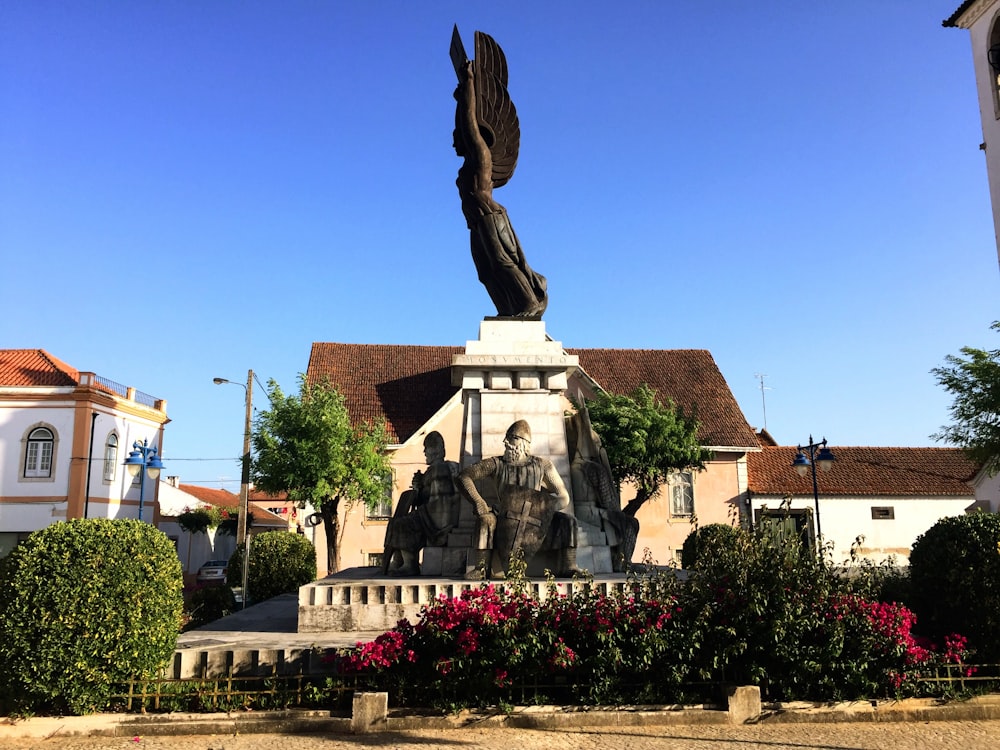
<box><xmin>124</xmin><ymin>438</ymin><xmax>164</xmax><ymax>523</ymax></box>
<box><xmin>792</xmin><ymin>435</ymin><xmax>835</xmax><ymax>549</ymax></box>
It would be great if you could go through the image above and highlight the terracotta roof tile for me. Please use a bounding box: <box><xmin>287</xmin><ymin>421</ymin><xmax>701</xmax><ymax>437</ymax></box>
<box><xmin>571</xmin><ymin>348</ymin><xmax>760</xmax><ymax>449</ymax></box>
<box><xmin>748</xmin><ymin>446</ymin><xmax>977</xmax><ymax>497</ymax></box>
<box><xmin>178</xmin><ymin>484</ymin><xmax>240</xmax><ymax>509</ymax></box>
<box><xmin>0</xmin><ymin>349</ymin><xmax>79</xmax><ymax>387</ymax></box>
<box><xmin>308</xmin><ymin>343</ymin><xmax>463</xmax><ymax>444</ymax></box>
<box><xmin>249</xmin><ymin>489</ymin><xmax>289</xmax><ymax>502</ymax></box>
<box><xmin>307</xmin><ymin>342</ymin><xmax>759</xmax><ymax>448</ymax></box>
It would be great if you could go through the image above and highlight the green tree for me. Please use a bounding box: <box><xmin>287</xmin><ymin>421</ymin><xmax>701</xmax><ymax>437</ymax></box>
<box><xmin>932</xmin><ymin>321</ymin><xmax>1000</xmax><ymax>475</ymax></box>
<box><xmin>251</xmin><ymin>375</ymin><xmax>391</xmax><ymax>574</ymax></box>
<box><xmin>580</xmin><ymin>384</ymin><xmax>713</xmax><ymax>516</ymax></box>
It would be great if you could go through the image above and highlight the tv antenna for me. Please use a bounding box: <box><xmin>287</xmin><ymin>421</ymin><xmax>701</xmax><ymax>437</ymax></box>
<box><xmin>754</xmin><ymin>373</ymin><xmax>771</xmax><ymax>432</ymax></box>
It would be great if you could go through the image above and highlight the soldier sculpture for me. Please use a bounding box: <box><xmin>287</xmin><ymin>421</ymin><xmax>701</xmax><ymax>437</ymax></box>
<box><xmin>458</xmin><ymin>420</ymin><xmax>581</xmax><ymax>578</ymax></box>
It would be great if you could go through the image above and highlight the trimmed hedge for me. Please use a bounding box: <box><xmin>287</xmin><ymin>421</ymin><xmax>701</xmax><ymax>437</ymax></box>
<box><xmin>908</xmin><ymin>513</ymin><xmax>1000</xmax><ymax>663</ymax></box>
<box><xmin>0</xmin><ymin>519</ymin><xmax>184</xmax><ymax>714</ymax></box>
<box><xmin>228</xmin><ymin>531</ymin><xmax>316</xmax><ymax>603</ymax></box>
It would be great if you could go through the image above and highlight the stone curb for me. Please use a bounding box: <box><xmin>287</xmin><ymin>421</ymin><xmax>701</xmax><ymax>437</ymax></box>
<box><xmin>3</xmin><ymin>694</ymin><xmax>1000</xmax><ymax>739</ymax></box>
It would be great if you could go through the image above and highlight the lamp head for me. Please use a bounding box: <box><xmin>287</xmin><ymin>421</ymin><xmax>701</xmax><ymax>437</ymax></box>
<box><xmin>124</xmin><ymin>448</ymin><xmax>144</xmax><ymax>477</ymax></box>
<box><xmin>816</xmin><ymin>445</ymin><xmax>836</xmax><ymax>472</ymax></box>
<box><xmin>146</xmin><ymin>449</ymin><xmax>165</xmax><ymax>480</ymax></box>
<box><xmin>792</xmin><ymin>451</ymin><xmax>811</xmax><ymax>477</ymax></box>
<box><xmin>213</xmin><ymin>377</ymin><xmax>227</xmax><ymax>385</ymax></box>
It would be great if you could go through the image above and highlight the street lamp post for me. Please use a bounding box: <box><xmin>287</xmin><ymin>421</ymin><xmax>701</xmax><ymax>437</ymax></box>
<box><xmin>124</xmin><ymin>438</ymin><xmax>165</xmax><ymax>523</ymax></box>
<box><xmin>214</xmin><ymin>369</ymin><xmax>253</xmax><ymax>606</ymax></box>
<box><xmin>792</xmin><ymin>435</ymin><xmax>835</xmax><ymax>550</ymax></box>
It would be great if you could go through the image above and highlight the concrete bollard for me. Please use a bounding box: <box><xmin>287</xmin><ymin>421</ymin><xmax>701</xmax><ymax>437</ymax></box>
<box><xmin>727</xmin><ymin>685</ymin><xmax>761</xmax><ymax>724</ymax></box>
<box><xmin>351</xmin><ymin>691</ymin><xmax>388</xmax><ymax>733</ymax></box>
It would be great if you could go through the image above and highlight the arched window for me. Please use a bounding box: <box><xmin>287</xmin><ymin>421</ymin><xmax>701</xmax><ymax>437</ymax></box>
<box><xmin>989</xmin><ymin>15</ymin><xmax>1000</xmax><ymax>117</ymax></box>
<box><xmin>103</xmin><ymin>433</ymin><xmax>119</xmax><ymax>481</ymax></box>
<box><xmin>24</xmin><ymin>427</ymin><xmax>54</xmax><ymax>478</ymax></box>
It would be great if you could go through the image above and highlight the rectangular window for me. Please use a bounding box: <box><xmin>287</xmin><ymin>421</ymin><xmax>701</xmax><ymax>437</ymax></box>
<box><xmin>670</xmin><ymin>471</ymin><xmax>694</xmax><ymax>517</ymax></box>
<box><xmin>366</xmin><ymin>497</ymin><xmax>392</xmax><ymax>520</ymax></box>
<box><xmin>366</xmin><ymin>470</ymin><xmax>394</xmax><ymax>520</ymax></box>
<box><xmin>25</xmin><ymin>441</ymin><xmax>52</xmax><ymax>478</ymax></box>
<box><xmin>871</xmin><ymin>506</ymin><xmax>895</xmax><ymax>520</ymax></box>
<box><xmin>367</xmin><ymin>552</ymin><xmax>384</xmax><ymax>568</ymax></box>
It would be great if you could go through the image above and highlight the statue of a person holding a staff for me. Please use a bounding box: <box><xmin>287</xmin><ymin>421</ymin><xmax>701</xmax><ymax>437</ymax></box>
<box><xmin>450</xmin><ymin>26</ymin><xmax>548</xmax><ymax>318</ymax></box>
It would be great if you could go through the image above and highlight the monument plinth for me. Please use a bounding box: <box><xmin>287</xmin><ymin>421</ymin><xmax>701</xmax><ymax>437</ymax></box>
<box><xmin>453</xmin><ymin>319</ymin><xmax>577</xmax><ymax>484</ymax></box>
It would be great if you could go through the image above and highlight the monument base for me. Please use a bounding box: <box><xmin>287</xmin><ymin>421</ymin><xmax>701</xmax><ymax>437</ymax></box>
<box><xmin>297</xmin><ymin>569</ymin><xmax>638</xmax><ymax>633</ymax></box>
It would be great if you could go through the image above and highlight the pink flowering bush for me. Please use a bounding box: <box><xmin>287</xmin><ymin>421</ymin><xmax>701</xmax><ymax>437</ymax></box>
<box><xmin>330</xmin><ymin>525</ymin><xmax>973</xmax><ymax>708</ymax></box>
<box><xmin>332</xmin><ymin>581</ymin><xmax>688</xmax><ymax>706</ymax></box>
<box><xmin>811</xmin><ymin>594</ymin><xmax>972</xmax><ymax>698</ymax></box>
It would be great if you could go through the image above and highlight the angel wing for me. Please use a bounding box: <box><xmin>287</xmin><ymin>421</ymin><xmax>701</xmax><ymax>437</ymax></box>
<box><xmin>451</xmin><ymin>26</ymin><xmax>520</xmax><ymax>189</ymax></box>
<box><xmin>474</xmin><ymin>31</ymin><xmax>520</xmax><ymax>188</ymax></box>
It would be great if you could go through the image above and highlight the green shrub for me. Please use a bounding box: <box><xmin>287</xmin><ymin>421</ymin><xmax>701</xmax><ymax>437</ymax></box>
<box><xmin>0</xmin><ymin>519</ymin><xmax>184</xmax><ymax>714</ymax></box>
<box><xmin>680</xmin><ymin>523</ymin><xmax>743</xmax><ymax>569</ymax></box>
<box><xmin>228</xmin><ymin>532</ymin><xmax>316</xmax><ymax>603</ymax></box>
<box><xmin>908</xmin><ymin>513</ymin><xmax>1000</xmax><ymax>662</ymax></box>
<box><xmin>185</xmin><ymin>585</ymin><xmax>238</xmax><ymax>630</ymax></box>
<box><xmin>679</xmin><ymin>518</ymin><xmax>848</xmax><ymax>698</ymax></box>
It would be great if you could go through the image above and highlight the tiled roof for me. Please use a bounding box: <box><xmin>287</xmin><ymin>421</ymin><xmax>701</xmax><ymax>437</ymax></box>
<box><xmin>308</xmin><ymin>343</ymin><xmax>463</xmax><ymax>444</ymax></box>
<box><xmin>179</xmin><ymin>484</ymin><xmax>240</xmax><ymax>509</ymax></box>
<box><xmin>570</xmin><ymin>348</ymin><xmax>760</xmax><ymax>449</ymax></box>
<box><xmin>943</xmin><ymin>1</ymin><xmax>975</xmax><ymax>27</ymax></box>
<box><xmin>748</xmin><ymin>446</ymin><xmax>978</xmax><ymax>497</ymax></box>
<box><xmin>307</xmin><ymin>342</ymin><xmax>759</xmax><ymax>448</ymax></box>
<box><xmin>249</xmin><ymin>489</ymin><xmax>290</xmax><ymax>501</ymax></box>
<box><xmin>0</xmin><ymin>349</ymin><xmax>79</xmax><ymax>387</ymax></box>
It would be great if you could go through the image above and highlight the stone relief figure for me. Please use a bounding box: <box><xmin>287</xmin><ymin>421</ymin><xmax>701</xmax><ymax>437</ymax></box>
<box><xmin>567</xmin><ymin>404</ymin><xmax>639</xmax><ymax>572</ymax></box>
<box><xmin>381</xmin><ymin>432</ymin><xmax>462</xmax><ymax>576</ymax></box>
<box><xmin>450</xmin><ymin>26</ymin><xmax>548</xmax><ymax>318</ymax></box>
<box><xmin>458</xmin><ymin>419</ymin><xmax>581</xmax><ymax>578</ymax></box>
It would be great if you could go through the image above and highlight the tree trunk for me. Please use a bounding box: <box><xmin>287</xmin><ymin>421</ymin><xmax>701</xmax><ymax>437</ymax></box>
<box><xmin>321</xmin><ymin>497</ymin><xmax>341</xmax><ymax>576</ymax></box>
<box><xmin>623</xmin><ymin>486</ymin><xmax>653</xmax><ymax>518</ymax></box>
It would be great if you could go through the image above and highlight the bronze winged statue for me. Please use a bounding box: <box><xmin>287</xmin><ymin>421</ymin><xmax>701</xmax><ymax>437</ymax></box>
<box><xmin>451</xmin><ymin>26</ymin><xmax>548</xmax><ymax>318</ymax></box>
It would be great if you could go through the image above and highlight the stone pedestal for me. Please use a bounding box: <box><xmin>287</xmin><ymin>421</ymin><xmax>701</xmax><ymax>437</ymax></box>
<box><xmin>448</xmin><ymin>319</ymin><xmax>615</xmax><ymax>576</ymax></box>
<box><xmin>451</xmin><ymin>319</ymin><xmax>578</xmax><ymax>483</ymax></box>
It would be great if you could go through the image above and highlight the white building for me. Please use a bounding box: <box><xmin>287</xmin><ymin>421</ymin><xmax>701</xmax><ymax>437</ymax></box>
<box><xmin>0</xmin><ymin>349</ymin><xmax>168</xmax><ymax>556</ymax></box>
<box><xmin>747</xmin><ymin>444</ymin><xmax>983</xmax><ymax>565</ymax></box>
<box><xmin>946</xmin><ymin>0</ymin><xmax>1000</xmax><ymax>269</ymax></box>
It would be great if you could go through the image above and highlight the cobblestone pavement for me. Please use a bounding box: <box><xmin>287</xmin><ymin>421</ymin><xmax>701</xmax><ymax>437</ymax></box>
<box><xmin>4</xmin><ymin>722</ymin><xmax>1000</xmax><ymax>750</ymax></box>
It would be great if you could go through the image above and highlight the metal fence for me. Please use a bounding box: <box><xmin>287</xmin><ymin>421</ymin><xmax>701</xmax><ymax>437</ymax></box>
<box><xmin>109</xmin><ymin>669</ymin><xmax>729</xmax><ymax>714</ymax></box>
<box><xmin>917</xmin><ymin>663</ymin><xmax>1000</xmax><ymax>693</ymax></box>
<box><xmin>105</xmin><ymin>663</ymin><xmax>1000</xmax><ymax>715</ymax></box>
<box><xmin>110</xmin><ymin>671</ymin><xmax>362</xmax><ymax>714</ymax></box>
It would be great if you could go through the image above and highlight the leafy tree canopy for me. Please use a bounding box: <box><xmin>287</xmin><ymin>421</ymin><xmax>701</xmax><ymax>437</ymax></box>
<box><xmin>251</xmin><ymin>374</ymin><xmax>391</xmax><ymax>572</ymax></box>
<box><xmin>931</xmin><ymin>321</ymin><xmax>1000</xmax><ymax>475</ymax></box>
<box><xmin>579</xmin><ymin>384</ymin><xmax>713</xmax><ymax>516</ymax></box>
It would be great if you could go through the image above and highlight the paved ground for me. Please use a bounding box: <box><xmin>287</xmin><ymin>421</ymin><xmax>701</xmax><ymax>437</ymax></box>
<box><xmin>3</xmin><ymin>721</ymin><xmax>1000</xmax><ymax>749</ymax></box>
<box><xmin>175</xmin><ymin>593</ymin><xmax>369</xmax><ymax>652</ymax></box>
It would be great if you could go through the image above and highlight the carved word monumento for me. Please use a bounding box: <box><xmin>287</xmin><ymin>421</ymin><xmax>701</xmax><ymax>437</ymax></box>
<box><xmin>453</xmin><ymin>354</ymin><xmax>575</xmax><ymax>367</ymax></box>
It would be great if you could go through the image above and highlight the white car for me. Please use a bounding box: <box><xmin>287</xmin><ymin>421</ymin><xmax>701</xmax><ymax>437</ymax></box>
<box><xmin>196</xmin><ymin>559</ymin><xmax>229</xmax><ymax>584</ymax></box>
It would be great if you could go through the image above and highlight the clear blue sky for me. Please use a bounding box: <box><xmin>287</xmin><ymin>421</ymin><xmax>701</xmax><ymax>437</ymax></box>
<box><xmin>3</xmin><ymin>1</ymin><xmax>997</xmax><ymax>491</ymax></box>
